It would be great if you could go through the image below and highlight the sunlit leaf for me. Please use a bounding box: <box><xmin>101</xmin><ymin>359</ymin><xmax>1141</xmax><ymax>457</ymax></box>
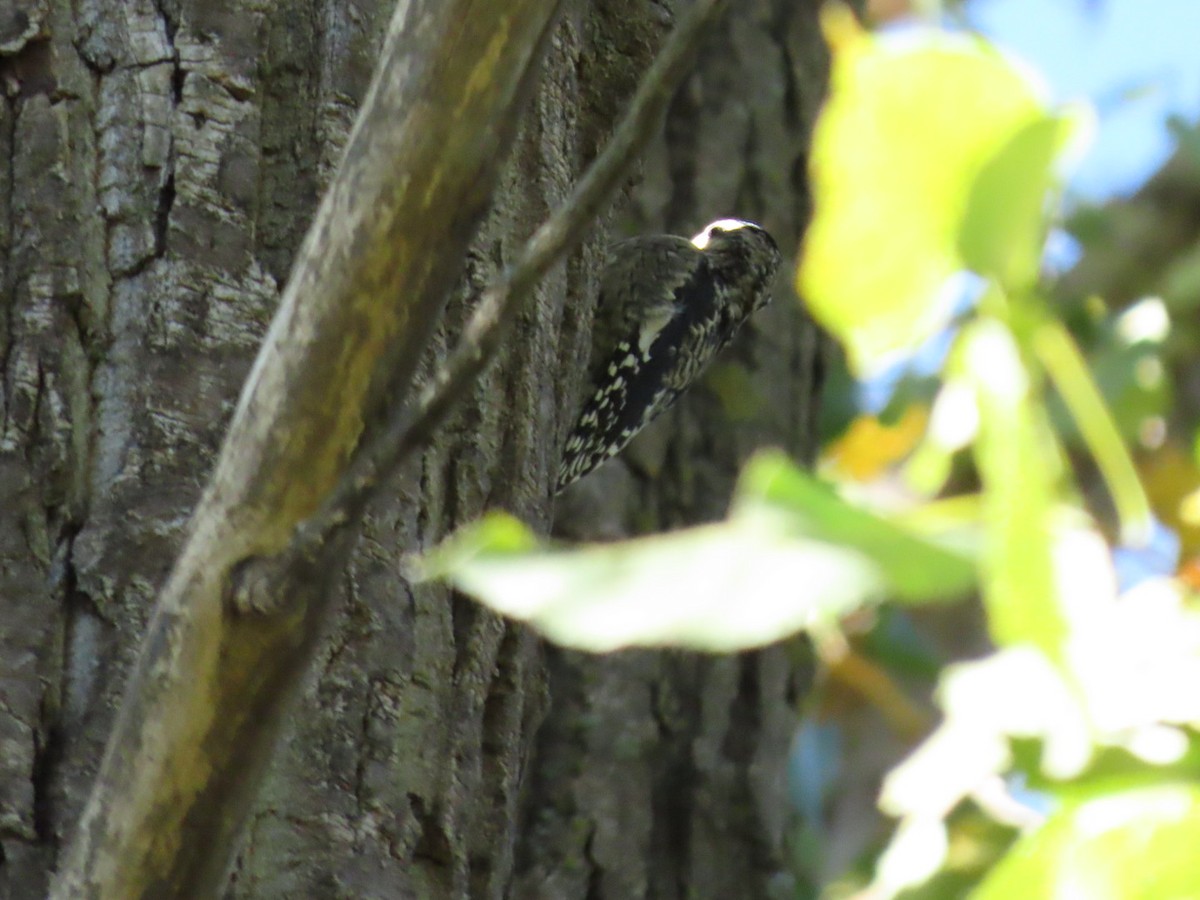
<box><xmin>416</xmin><ymin>509</ymin><xmax>880</xmax><ymax>652</ymax></box>
<box><xmin>877</xmin><ymin>578</ymin><xmax>1200</xmax><ymax>893</ymax></box>
<box><xmin>959</xmin><ymin>113</ymin><xmax>1082</xmax><ymax>290</ymax></box>
<box><xmin>737</xmin><ymin>451</ymin><xmax>976</xmax><ymax>604</ymax></box>
<box><xmin>1063</xmin><ymin>579</ymin><xmax>1200</xmax><ymax>748</ymax></box>
<box><xmin>800</xmin><ymin>10</ymin><xmax>1060</xmax><ymax>372</ymax></box>
<box><xmin>904</xmin><ymin>378</ymin><xmax>979</xmax><ymax>496</ymax></box>
<box><xmin>900</xmin><ymin>806</ymin><xmax>1020</xmax><ymax>900</ymax></box>
<box><xmin>1035</xmin><ymin>318</ymin><xmax>1154</xmax><ymax>544</ymax></box>
<box><xmin>417</xmin><ymin>453</ymin><xmax>975</xmax><ymax>652</ymax></box>
<box><xmin>975</xmin><ymin>783</ymin><xmax>1200</xmax><ymax>900</ymax></box>
<box><xmin>958</xmin><ymin>318</ymin><xmax>1066</xmax><ymax>652</ymax></box>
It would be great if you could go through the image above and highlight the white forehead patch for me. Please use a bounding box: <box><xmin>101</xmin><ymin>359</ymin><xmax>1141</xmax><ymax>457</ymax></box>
<box><xmin>690</xmin><ymin>218</ymin><xmax>756</xmax><ymax>249</ymax></box>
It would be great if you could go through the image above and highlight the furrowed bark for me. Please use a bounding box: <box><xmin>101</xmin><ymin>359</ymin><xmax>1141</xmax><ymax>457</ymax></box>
<box><xmin>49</xmin><ymin>1</ymin><xmax>563</xmax><ymax>896</ymax></box>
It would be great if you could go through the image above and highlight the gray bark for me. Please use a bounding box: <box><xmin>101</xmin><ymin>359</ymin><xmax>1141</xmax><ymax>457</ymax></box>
<box><xmin>0</xmin><ymin>0</ymin><xmax>830</xmax><ymax>896</ymax></box>
<box><xmin>524</xmin><ymin>4</ymin><xmax>829</xmax><ymax>897</ymax></box>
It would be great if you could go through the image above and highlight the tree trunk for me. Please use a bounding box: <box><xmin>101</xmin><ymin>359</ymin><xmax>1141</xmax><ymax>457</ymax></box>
<box><xmin>0</xmin><ymin>1</ymin><xmax>829</xmax><ymax>897</ymax></box>
<box><xmin>522</xmin><ymin>5</ymin><xmax>829</xmax><ymax>897</ymax></box>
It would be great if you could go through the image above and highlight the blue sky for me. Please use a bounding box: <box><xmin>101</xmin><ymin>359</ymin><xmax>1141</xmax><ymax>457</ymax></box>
<box><xmin>966</xmin><ymin>0</ymin><xmax>1200</xmax><ymax>201</ymax></box>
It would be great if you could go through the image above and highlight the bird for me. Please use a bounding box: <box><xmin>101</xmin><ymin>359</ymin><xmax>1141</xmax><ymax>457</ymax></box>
<box><xmin>557</xmin><ymin>218</ymin><xmax>782</xmax><ymax>491</ymax></box>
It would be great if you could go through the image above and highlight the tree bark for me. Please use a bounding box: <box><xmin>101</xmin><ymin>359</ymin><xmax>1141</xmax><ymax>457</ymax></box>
<box><xmin>523</xmin><ymin>4</ymin><xmax>829</xmax><ymax>897</ymax></box>
<box><xmin>0</xmin><ymin>0</ymin><xmax>830</xmax><ymax>897</ymax></box>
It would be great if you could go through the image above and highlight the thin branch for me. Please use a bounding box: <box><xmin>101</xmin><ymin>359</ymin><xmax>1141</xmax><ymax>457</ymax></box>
<box><xmin>235</xmin><ymin>0</ymin><xmax>734</xmax><ymax>607</ymax></box>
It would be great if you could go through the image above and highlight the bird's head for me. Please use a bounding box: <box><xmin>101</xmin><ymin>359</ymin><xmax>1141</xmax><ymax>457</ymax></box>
<box><xmin>690</xmin><ymin>218</ymin><xmax>782</xmax><ymax>311</ymax></box>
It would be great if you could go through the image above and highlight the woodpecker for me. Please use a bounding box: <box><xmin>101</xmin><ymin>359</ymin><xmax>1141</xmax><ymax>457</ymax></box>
<box><xmin>557</xmin><ymin>218</ymin><xmax>782</xmax><ymax>491</ymax></box>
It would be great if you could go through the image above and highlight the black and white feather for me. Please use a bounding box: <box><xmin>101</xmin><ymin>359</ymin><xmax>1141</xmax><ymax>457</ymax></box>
<box><xmin>557</xmin><ymin>218</ymin><xmax>782</xmax><ymax>491</ymax></box>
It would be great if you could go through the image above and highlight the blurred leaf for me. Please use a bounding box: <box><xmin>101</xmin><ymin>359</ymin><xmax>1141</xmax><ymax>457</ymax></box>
<box><xmin>895</xmin><ymin>805</ymin><xmax>1019</xmax><ymax>900</ymax></box>
<box><xmin>904</xmin><ymin>379</ymin><xmax>980</xmax><ymax>496</ymax></box>
<box><xmin>878</xmin><ymin>371</ymin><xmax>943</xmax><ymax>426</ymax></box>
<box><xmin>1036</xmin><ymin>318</ymin><xmax>1154</xmax><ymax>544</ymax></box>
<box><xmin>975</xmin><ymin>783</ymin><xmax>1200</xmax><ymax>900</ymax></box>
<box><xmin>878</xmin><ymin>578</ymin><xmax>1200</xmax><ymax>894</ymax></box>
<box><xmin>1063</xmin><ymin>579</ymin><xmax>1200</xmax><ymax>752</ymax></box>
<box><xmin>801</xmin><ymin>12</ymin><xmax>1055</xmax><ymax>372</ymax></box>
<box><xmin>958</xmin><ymin>318</ymin><xmax>1067</xmax><ymax>653</ymax></box>
<box><xmin>416</xmin><ymin>509</ymin><xmax>880</xmax><ymax>652</ymax></box>
<box><xmin>1140</xmin><ymin>442</ymin><xmax>1200</xmax><ymax>558</ymax></box>
<box><xmin>424</xmin><ymin>511</ymin><xmax>541</xmax><ymax>558</ymax></box>
<box><xmin>882</xmin><ymin>648</ymin><xmax>1081</xmax><ymax>827</ymax></box>
<box><xmin>1168</xmin><ymin>114</ymin><xmax>1200</xmax><ymax>168</ymax></box>
<box><xmin>738</xmin><ymin>452</ymin><xmax>976</xmax><ymax>605</ymax></box>
<box><xmin>1017</xmin><ymin>740</ymin><xmax>1200</xmax><ymax>800</ymax></box>
<box><xmin>959</xmin><ymin>113</ymin><xmax>1081</xmax><ymax>291</ymax></box>
<box><xmin>417</xmin><ymin>453</ymin><xmax>975</xmax><ymax>652</ymax></box>
<box><xmin>825</xmin><ymin>405</ymin><xmax>929</xmax><ymax>481</ymax></box>
<box><xmin>1161</xmin><ymin>246</ymin><xmax>1200</xmax><ymax>312</ymax></box>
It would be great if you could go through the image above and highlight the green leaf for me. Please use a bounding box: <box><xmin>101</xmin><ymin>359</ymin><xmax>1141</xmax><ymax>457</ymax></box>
<box><xmin>957</xmin><ymin>318</ymin><xmax>1067</xmax><ymax>653</ymax></box>
<box><xmin>416</xmin><ymin>510</ymin><xmax>879</xmax><ymax>652</ymax></box>
<box><xmin>975</xmin><ymin>783</ymin><xmax>1200</xmax><ymax>900</ymax></box>
<box><xmin>737</xmin><ymin>451</ymin><xmax>976</xmax><ymax>604</ymax></box>
<box><xmin>418</xmin><ymin>512</ymin><xmax>540</xmax><ymax>574</ymax></box>
<box><xmin>416</xmin><ymin>454</ymin><xmax>975</xmax><ymax>653</ymax></box>
<box><xmin>800</xmin><ymin>20</ymin><xmax>1056</xmax><ymax>372</ymax></box>
<box><xmin>1035</xmin><ymin>318</ymin><xmax>1153</xmax><ymax>544</ymax></box>
<box><xmin>959</xmin><ymin>113</ymin><xmax>1081</xmax><ymax>291</ymax></box>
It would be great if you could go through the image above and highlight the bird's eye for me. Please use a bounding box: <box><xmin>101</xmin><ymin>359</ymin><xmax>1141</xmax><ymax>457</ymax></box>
<box><xmin>709</xmin><ymin>227</ymin><xmax>726</xmax><ymax>237</ymax></box>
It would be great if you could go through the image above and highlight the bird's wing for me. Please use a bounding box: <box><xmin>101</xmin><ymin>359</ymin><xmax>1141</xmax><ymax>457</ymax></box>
<box><xmin>587</xmin><ymin>234</ymin><xmax>702</xmax><ymax>384</ymax></box>
<box><xmin>558</xmin><ymin>235</ymin><xmax>715</xmax><ymax>489</ymax></box>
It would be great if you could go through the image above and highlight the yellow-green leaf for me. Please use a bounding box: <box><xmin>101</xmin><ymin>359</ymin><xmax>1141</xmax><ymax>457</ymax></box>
<box><xmin>976</xmin><ymin>783</ymin><xmax>1200</xmax><ymax>900</ymax></box>
<box><xmin>800</xmin><ymin>12</ymin><xmax>1060</xmax><ymax>372</ymax></box>
<box><xmin>958</xmin><ymin>318</ymin><xmax>1066</xmax><ymax>653</ymax></box>
<box><xmin>959</xmin><ymin>112</ymin><xmax>1082</xmax><ymax>290</ymax></box>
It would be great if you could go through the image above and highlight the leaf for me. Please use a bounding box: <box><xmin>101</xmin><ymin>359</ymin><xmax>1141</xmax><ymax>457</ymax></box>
<box><xmin>799</xmin><ymin>12</ymin><xmax>1073</xmax><ymax>373</ymax></box>
<box><xmin>417</xmin><ymin>510</ymin><xmax>880</xmax><ymax>652</ymax></box>
<box><xmin>959</xmin><ymin>113</ymin><xmax>1082</xmax><ymax>291</ymax></box>
<box><xmin>416</xmin><ymin>453</ymin><xmax>976</xmax><ymax>652</ymax></box>
<box><xmin>1035</xmin><ymin>318</ymin><xmax>1153</xmax><ymax>545</ymax></box>
<box><xmin>737</xmin><ymin>451</ymin><xmax>976</xmax><ymax>604</ymax></box>
<box><xmin>975</xmin><ymin>783</ymin><xmax>1200</xmax><ymax>900</ymax></box>
<box><xmin>825</xmin><ymin>406</ymin><xmax>930</xmax><ymax>481</ymax></box>
<box><xmin>957</xmin><ymin>318</ymin><xmax>1067</xmax><ymax>653</ymax></box>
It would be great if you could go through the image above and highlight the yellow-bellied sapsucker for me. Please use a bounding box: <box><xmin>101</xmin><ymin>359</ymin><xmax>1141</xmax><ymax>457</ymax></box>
<box><xmin>557</xmin><ymin>218</ymin><xmax>782</xmax><ymax>491</ymax></box>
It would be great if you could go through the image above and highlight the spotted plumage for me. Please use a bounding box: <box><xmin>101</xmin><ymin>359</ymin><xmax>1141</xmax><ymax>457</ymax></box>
<box><xmin>557</xmin><ymin>218</ymin><xmax>782</xmax><ymax>491</ymax></box>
